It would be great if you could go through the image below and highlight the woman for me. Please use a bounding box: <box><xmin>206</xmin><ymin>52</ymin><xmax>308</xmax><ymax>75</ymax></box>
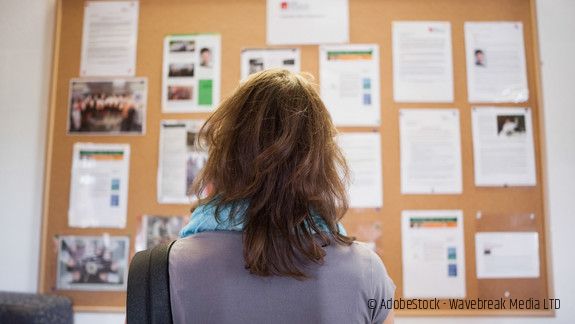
<box><xmin>169</xmin><ymin>69</ymin><xmax>395</xmax><ymax>323</ymax></box>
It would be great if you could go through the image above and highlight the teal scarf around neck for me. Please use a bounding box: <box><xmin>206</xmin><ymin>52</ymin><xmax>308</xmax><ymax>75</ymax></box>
<box><xmin>180</xmin><ymin>199</ymin><xmax>347</xmax><ymax>237</ymax></box>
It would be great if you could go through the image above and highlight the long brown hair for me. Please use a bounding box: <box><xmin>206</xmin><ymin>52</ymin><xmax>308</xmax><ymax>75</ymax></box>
<box><xmin>192</xmin><ymin>69</ymin><xmax>353</xmax><ymax>279</ymax></box>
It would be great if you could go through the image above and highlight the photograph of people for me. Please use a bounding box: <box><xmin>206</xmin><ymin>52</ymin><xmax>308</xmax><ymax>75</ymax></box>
<box><xmin>145</xmin><ymin>216</ymin><xmax>186</xmax><ymax>249</ymax></box>
<box><xmin>170</xmin><ymin>40</ymin><xmax>195</xmax><ymax>53</ymax></box>
<box><xmin>474</xmin><ymin>49</ymin><xmax>486</xmax><ymax>66</ymax></box>
<box><xmin>68</xmin><ymin>79</ymin><xmax>146</xmax><ymax>134</ymax></box>
<box><xmin>57</xmin><ymin>236</ymin><xmax>128</xmax><ymax>290</ymax></box>
<box><xmin>200</xmin><ymin>47</ymin><xmax>212</xmax><ymax>67</ymax></box>
<box><xmin>167</xmin><ymin>85</ymin><xmax>193</xmax><ymax>101</ymax></box>
<box><xmin>168</xmin><ymin>62</ymin><xmax>194</xmax><ymax>77</ymax></box>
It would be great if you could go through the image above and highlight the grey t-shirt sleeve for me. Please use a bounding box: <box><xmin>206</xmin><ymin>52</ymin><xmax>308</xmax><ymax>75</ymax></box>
<box><xmin>369</xmin><ymin>254</ymin><xmax>396</xmax><ymax>324</ymax></box>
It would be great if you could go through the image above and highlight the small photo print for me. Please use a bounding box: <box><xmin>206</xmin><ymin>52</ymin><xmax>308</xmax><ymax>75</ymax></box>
<box><xmin>448</xmin><ymin>263</ymin><xmax>458</xmax><ymax>277</ymax></box>
<box><xmin>56</xmin><ymin>235</ymin><xmax>129</xmax><ymax>291</ymax></box>
<box><xmin>186</xmin><ymin>130</ymin><xmax>208</xmax><ymax>195</ymax></box>
<box><xmin>249</xmin><ymin>58</ymin><xmax>264</xmax><ymax>75</ymax></box>
<box><xmin>282</xmin><ymin>59</ymin><xmax>295</xmax><ymax>66</ymax></box>
<box><xmin>68</xmin><ymin>78</ymin><xmax>147</xmax><ymax>134</ymax></box>
<box><xmin>447</xmin><ymin>247</ymin><xmax>456</xmax><ymax>260</ymax></box>
<box><xmin>200</xmin><ymin>47</ymin><xmax>213</xmax><ymax>68</ymax></box>
<box><xmin>111</xmin><ymin>178</ymin><xmax>120</xmax><ymax>191</ymax></box>
<box><xmin>362</xmin><ymin>78</ymin><xmax>371</xmax><ymax>90</ymax></box>
<box><xmin>170</xmin><ymin>40</ymin><xmax>195</xmax><ymax>53</ymax></box>
<box><xmin>474</xmin><ymin>48</ymin><xmax>486</xmax><ymax>67</ymax></box>
<box><xmin>169</xmin><ymin>62</ymin><xmax>194</xmax><ymax>77</ymax></box>
<box><xmin>363</xmin><ymin>93</ymin><xmax>372</xmax><ymax>105</ymax></box>
<box><xmin>110</xmin><ymin>194</ymin><xmax>119</xmax><ymax>207</ymax></box>
<box><xmin>168</xmin><ymin>85</ymin><xmax>193</xmax><ymax>101</ymax></box>
<box><xmin>140</xmin><ymin>215</ymin><xmax>187</xmax><ymax>250</ymax></box>
<box><xmin>496</xmin><ymin>114</ymin><xmax>526</xmax><ymax>137</ymax></box>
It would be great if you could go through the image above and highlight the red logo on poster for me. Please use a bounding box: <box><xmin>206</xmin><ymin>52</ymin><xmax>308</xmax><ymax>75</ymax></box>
<box><xmin>281</xmin><ymin>1</ymin><xmax>288</xmax><ymax>9</ymax></box>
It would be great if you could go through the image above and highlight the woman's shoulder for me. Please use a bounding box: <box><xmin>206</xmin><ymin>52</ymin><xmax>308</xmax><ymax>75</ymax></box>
<box><xmin>322</xmin><ymin>241</ymin><xmax>396</xmax><ymax>317</ymax></box>
<box><xmin>330</xmin><ymin>240</ymin><xmax>384</xmax><ymax>261</ymax></box>
<box><xmin>326</xmin><ymin>241</ymin><xmax>393</xmax><ymax>280</ymax></box>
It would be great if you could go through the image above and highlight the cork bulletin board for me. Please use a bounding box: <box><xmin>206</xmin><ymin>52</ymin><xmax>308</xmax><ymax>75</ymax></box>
<box><xmin>40</xmin><ymin>0</ymin><xmax>553</xmax><ymax>315</ymax></box>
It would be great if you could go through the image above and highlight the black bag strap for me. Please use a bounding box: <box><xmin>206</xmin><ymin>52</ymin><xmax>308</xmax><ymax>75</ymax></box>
<box><xmin>149</xmin><ymin>241</ymin><xmax>176</xmax><ymax>323</ymax></box>
<box><xmin>127</xmin><ymin>247</ymin><xmax>150</xmax><ymax>324</ymax></box>
<box><xmin>127</xmin><ymin>240</ymin><xmax>176</xmax><ymax>324</ymax></box>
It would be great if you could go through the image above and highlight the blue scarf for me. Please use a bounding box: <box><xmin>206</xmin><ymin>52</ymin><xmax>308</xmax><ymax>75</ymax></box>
<box><xmin>180</xmin><ymin>200</ymin><xmax>346</xmax><ymax>237</ymax></box>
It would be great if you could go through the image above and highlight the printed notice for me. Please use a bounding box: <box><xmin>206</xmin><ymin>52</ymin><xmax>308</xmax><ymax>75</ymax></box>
<box><xmin>475</xmin><ymin>232</ymin><xmax>540</xmax><ymax>278</ymax></box>
<box><xmin>393</xmin><ymin>21</ymin><xmax>454</xmax><ymax>102</ymax></box>
<box><xmin>266</xmin><ymin>0</ymin><xmax>349</xmax><ymax>45</ymax></box>
<box><xmin>402</xmin><ymin>210</ymin><xmax>466</xmax><ymax>298</ymax></box>
<box><xmin>80</xmin><ymin>1</ymin><xmax>139</xmax><ymax>76</ymax></box>
<box><xmin>320</xmin><ymin>44</ymin><xmax>381</xmax><ymax>126</ymax></box>
<box><xmin>399</xmin><ymin>109</ymin><xmax>462</xmax><ymax>194</ymax></box>
<box><xmin>471</xmin><ymin>107</ymin><xmax>536</xmax><ymax>186</ymax></box>
<box><xmin>68</xmin><ymin>143</ymin><xmax>130</xmax><ymax>228</ymax></box>
<box><xmin>337</xmin><ymin>132</ymin><xmax>383</xmax><ymax>208</ymax></box>
<box><xmin>162</xmin><ymin>34</ymin><xmax>221</xmax><ymax>113</ymax></box>
<box><xmin>465</xmin><ymin>22</ymin><xmax>529</xmax><ymax>103</ymax></box>
<box><xmin>158</xmin><ymin>120</ymin><xmax>208</xmax><ymax>204</ymax></box>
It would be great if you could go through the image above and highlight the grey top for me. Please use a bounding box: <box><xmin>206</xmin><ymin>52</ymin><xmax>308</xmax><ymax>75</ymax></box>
<box><xmin>169</xmin><ymin>231</ymin><xmax>396</xmax><ymax>324</ymax></box>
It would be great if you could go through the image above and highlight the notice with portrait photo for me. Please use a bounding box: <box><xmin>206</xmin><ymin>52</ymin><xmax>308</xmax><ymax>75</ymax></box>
<box><xmin>162</xmin><ymin>34</ymin><xmax>221</xmax><ymax>112</ymax></box>
<box><xmin>68</xmin><ymin>143</ymin><xmax>130</xmax><ymax>228</ymax></box>
<box><xmin>471</xmin><ymin>107</ymin><xmax>536</xmax><ymax>186</ymax></box>
<box><xmin>158</xmin><ymin>120</ymin><xmax>208</xmax><ymax>204</ymax></box>
<box><xmin>465</xmin><ymin>22</ymin><xmax>529</xmax><ymax>103</ymax></box>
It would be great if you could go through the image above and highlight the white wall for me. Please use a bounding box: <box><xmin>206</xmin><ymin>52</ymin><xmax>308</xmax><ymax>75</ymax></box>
<box><xmin>0</xmin><ymin>1</ymin><xmax>573</xmax><ymax>323</ymax></box>
<box><xmin>0</xmin><ymin>0</ymin><xmax>54</xmax><ymax>292</ymax></box>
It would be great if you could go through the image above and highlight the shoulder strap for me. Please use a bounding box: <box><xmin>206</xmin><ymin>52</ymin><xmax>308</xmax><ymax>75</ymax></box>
<box><xmin>127</xmin><ymin>240</ymin><xmax>177</xmax><ymax>324</ymax></box>
<box><xmin>127</xmin><ymin>248</ymin><xmax>150</xmax><ymax>324</ymax></box>
<box><xmin>149</xmin><ymin>241</ymin><xmax>176</xmax><ymax>323</ymax></box>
